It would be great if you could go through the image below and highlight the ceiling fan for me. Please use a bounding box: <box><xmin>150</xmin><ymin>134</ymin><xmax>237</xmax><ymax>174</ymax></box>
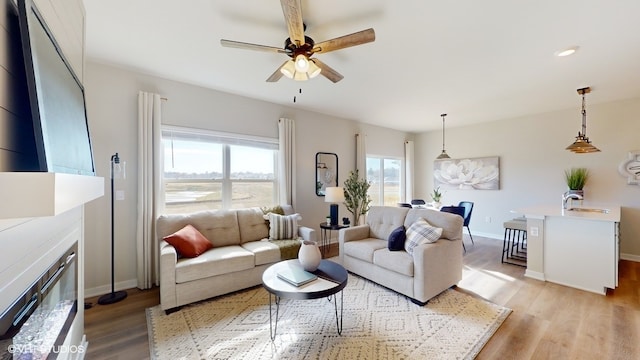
<box><xmin>220</xmin><ymin>0</ymin><xmax>375</xmax><ymax>83</ymax></box>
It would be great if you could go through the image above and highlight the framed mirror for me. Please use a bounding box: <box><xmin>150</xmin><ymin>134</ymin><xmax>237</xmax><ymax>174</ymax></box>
<box><xmin>316</xmin><ymin>152</ymin><xmax>338</xmax><ymax>196</ymax></box>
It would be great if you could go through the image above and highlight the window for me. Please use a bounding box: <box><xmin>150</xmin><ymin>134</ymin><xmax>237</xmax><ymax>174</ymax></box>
<box><xmin>162</xmin><ymin>126</ymin><xmax>278</xmax><ymax>214</ymax></box>
<box><xmin>366</xmin><ymin>156</ymin><xmax>402</xmax><ymax>206</ymax></box>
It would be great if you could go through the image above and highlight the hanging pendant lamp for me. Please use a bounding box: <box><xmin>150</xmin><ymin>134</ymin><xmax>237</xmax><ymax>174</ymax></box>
<box><xmin>436</xmin><ymin>113</ymin><xmax>451</xmax><ymax>159</ymax></box>
<box><xmin>566</xmin><ymin>87</ymin><xmax>600</xmax><ymax>153</ymax></box>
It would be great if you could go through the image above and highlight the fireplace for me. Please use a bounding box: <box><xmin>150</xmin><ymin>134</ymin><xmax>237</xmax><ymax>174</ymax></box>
<box><xmin>0</xmin><ymin>174</ymin><xmax>103</xmax><ymax>360</ymax></box>
<box><xmin>0</xmin><ymin>243</ymin><xmax>81</xmax><ymax>359</ymax></box>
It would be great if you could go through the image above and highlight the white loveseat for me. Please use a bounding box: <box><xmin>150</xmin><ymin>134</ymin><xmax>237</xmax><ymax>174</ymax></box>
<box><xmin>339</xmin><ymin>206</ymin><xmax>463</xmax><ymax>305</ymax></box>
<box><xmin>157</xmin><ymin>206</ymin><xmax>315</xmax><ymax>312</ymax></box>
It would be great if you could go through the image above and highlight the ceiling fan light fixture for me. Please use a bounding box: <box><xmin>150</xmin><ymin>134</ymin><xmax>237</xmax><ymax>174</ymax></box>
<box><xmin>280</xmin><ymin>60</ymin><xmax>296</xmax><ymax>78</ymax></box>
<box><xmin>293</xmin><ymin>70</ymin><xmax>309</xmax><ymax>81</ymax></box>
<box><xmin>294</xmin><ymin>54</ymin><xmax>309</xmax><ymax>72</ymax></box>
<box><xmin>308</xmin><ymin>59</ymin><xmax>321</xmax><ymax>78</ymax></box>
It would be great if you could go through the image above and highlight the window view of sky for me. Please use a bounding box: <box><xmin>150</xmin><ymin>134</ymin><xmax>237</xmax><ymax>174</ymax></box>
<box><xmin>164</xmin><ymin>140</ymin><xmax>274</xmax><ymax>176</ymax></box>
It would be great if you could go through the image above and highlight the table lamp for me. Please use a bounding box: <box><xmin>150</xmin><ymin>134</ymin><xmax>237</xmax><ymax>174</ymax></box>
<box><xmin>325</xmin><ymin>187</ymin><xmax>345</xmax><ymax>226</ymax></box>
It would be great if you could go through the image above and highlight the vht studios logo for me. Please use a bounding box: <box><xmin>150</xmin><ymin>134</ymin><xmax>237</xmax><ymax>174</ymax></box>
<box><xmin>7</xmin><ymin>344</ymin><xmax>86</xmax><ymax>355</ymax></box>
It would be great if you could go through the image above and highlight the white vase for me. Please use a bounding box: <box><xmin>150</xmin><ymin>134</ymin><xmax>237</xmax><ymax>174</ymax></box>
<box><xmin>298</xmin><ymin>240</ymin><xmax>321</xmax><ymax>271</ymax></box>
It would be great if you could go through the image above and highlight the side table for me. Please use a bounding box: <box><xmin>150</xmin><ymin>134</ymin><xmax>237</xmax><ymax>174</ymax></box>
<box><xmin>319</xmin><ymin>223</ymin><xmax>347</xmax><ymax>257</ymax></box>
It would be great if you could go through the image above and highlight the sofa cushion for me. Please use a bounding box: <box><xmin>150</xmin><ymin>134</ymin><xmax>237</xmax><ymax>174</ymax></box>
<box><xmin>237</xmin><ymin>208</ymin><xmax>269</xmax><ymax>243</ymax></box>
<box><xmin>175</xmin><ymin>245</ymin><xmax>254</xmax><ymax>283</ymax></box>
<box><xmin>241</xmin><ymin>240</ymin><xmax>281</xmax><ymax>265</ymax></box>
<box><xmin>405</xmin><ymin>218</ymin><xmax>443</xmax><ymax>255</ymax></box>
<box><xmin>343</xmin><ymin>238</ymin><xmax>388</xmax><ymax>263</ymax></box>
<box><xmin>157</xmin><ymin>210</ymin><xmax>242</xmax><ymax>248</ymax></box>
<box><xmin>367</xmin><ymin>206</ymin><xmax>410</xmax><ymax>241</ymax></box>
<box><xmin>373</xmin><ymin>248</ymin><xmax>414</xmax><ymax>276</ymax></box>
<box><xmin>405</xmin><ymin>208</ymin><xmax>463</xmax><ymax>241</ymax></box>
<box><xmin>267</xmin><ymin>213</ymin><xmax>301</xmax><ymax>240</ymax></box>
<box><xmin>387</xmin><ymin>226</ymin><xmax>406</xmax><ymax>251</ymax></box>
<box><xmin>163</xmin><ymin>224</ymin><xmax>213</xmax><ymax>258</ymax></box>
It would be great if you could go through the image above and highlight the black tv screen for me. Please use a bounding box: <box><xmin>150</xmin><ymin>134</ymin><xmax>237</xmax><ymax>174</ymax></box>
<box><xmin>17</xmin><ymin>0</ymin><xmax>95</xmax><ymax>176</ymax></box>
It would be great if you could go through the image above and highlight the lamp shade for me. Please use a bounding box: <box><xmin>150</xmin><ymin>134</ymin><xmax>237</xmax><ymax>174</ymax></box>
<box><xmin>325</xmin><ymin>187</ymin><xmax>345</xmax><ymax>203</ymax></box>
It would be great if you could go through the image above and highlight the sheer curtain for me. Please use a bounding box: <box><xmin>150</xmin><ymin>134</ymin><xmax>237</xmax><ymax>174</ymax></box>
<box><xmin>136</xmin><ymin>91</ymin><xmax>163</xmax><ymax>289</ymax></box>
<box><xmin>278</xmin><ymin>118</ymin><xmax>296</xmax><ymax>207</ymax></box>
<box><xmin>404</xmin><ymin>140</ymin><xmax>415</xmax><ymax>202</ymax></box>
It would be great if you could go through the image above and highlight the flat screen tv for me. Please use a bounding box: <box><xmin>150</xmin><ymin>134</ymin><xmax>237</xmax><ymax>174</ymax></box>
<box><xmin>17</xmin><ymin>0</ymin><xmax>95</xmax><ymax>176</ymax></box>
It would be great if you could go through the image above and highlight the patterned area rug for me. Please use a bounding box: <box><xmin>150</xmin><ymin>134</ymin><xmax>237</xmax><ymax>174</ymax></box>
<box><xmin>147</xmin><ymin>275</ymin><xmax>511</xmax><ymax>359</ymax></box>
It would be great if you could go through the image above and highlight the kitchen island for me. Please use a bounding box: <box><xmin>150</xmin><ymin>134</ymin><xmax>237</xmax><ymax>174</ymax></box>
<box><xmin>513</xmin><ymin>203</ymin><xmax>620</xmax><ymax>295</ymax></box>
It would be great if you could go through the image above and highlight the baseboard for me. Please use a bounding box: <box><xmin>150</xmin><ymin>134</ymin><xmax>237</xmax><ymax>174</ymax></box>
<box><xmin>621</xmin><ymin>253</ymin><xmax>640</xmax><ymax>262</ymax></box>
<box><xmin>85</xmin><ymin>279</ymin><xmax>138</xmax><ymax>299</ymax></box>
<box><xmin>468</xmin><ymin>231</ymin><xmax>503</xmax><ymax>240</ymax></box>
<box><xmin>524</xmin><ymin>270</ymin><xmax>545</xmax><ymax>281</ymax></box>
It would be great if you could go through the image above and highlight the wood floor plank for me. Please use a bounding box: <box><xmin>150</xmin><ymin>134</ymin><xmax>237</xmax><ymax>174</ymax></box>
<box><xmin>83</xmin><ymin>236</ymin><xmax>640</xmax><ymax>359</ymax></box>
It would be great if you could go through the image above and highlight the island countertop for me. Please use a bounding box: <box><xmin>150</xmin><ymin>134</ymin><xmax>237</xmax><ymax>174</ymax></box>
<box><xmin>512</xmin><ymin>203</ymin><xmax>620</xmax><ymax>222</ymax></box>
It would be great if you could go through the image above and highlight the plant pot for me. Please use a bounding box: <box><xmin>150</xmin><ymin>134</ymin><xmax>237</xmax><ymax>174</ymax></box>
<box><xmin>567</xmin><ymin>189</ymin><xmax>584</xmax><ymax>197</ymax></box>
<box><xmin>298</xmin><ymin>240</ymin><xmax>321</xmax><ymax>271</ymax></box>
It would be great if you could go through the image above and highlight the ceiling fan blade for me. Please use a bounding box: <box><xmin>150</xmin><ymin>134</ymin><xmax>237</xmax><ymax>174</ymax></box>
<box><xmin>280</xmin><ymin>0</ymin><xmax>305</xmax><ymax>46</ymax></box>
<box><xmin>311</xmin><ymin>58</ymin><xmax>344</xmax><ymax>83</ymax></box>
<box><xmin>266</xmin><ymin>61</ymin><xmax>289</xmax><ymax>82</ymax></box>
<box><xmin>313</xmin><ymin>28</ymin><xmax>375</xmax><ymax>54</ymax></box>
<box><xmin>220</xmin><ymin>39</ymin><xmax>289</xmax><ymax>54</ymax></box>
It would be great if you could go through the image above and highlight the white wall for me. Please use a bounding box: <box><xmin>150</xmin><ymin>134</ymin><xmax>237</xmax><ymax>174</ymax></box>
<box><xmin>414</xmin><ymin>98</ymin><xmax>640</xmax><ymax>259</ymax></box>
<box><xmin>83</xmin><ymin>61</ymin><xmax>412</xmax><ymax>295</ymax></box>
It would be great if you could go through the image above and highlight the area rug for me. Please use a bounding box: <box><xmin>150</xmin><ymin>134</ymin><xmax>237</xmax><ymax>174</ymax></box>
<box><xmin>147</xmin><ymin>275</ymin><xmax>511</xmax><ymax>359</ymax></box>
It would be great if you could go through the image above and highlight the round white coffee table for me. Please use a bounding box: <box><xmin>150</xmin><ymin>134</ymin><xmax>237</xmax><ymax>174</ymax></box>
<box><xmin>262</xmin><ymin>259</ymin><xmax>347</xmax><ymax>340</ymax></box>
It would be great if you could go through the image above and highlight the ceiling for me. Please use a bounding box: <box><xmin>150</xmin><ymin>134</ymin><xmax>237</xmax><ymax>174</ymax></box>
<box><xmin>83</xmin><ymin>0</ymin><xmax>640</xmax><ymax>132</ymax></box>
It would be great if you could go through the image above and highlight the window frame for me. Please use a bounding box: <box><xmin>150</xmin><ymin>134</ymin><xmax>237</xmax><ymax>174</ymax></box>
<box><xmin>162</xmin><ymin>125</ymin><xmax>278</xmax><ymax>213</ymax></box>
<box><xmin>366</xmin><ymin>155</ymin><xmax>403</xmax><ymax>207</ymax></box>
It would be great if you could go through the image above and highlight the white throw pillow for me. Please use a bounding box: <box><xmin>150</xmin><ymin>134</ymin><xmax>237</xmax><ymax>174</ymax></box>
<box><xmin>267</xmin><ymin>213</ymin><xmax>301</xmax><ymax>240</ymax></box>
<box><xmin>404</xmin><ymin>218</ymin><xmax>443</xmax><ymax>255</ymax></box>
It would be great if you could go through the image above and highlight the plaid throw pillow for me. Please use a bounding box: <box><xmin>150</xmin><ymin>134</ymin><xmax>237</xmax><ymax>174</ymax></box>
<box><xmin>267</xmin><ymin>213</ymin><xmax>300</xmax><ymax>240</ymax></box>
<box><xmin>404</xmin><ymin>218</ymin><xmax>442</xmax><ymax>255</ymax></box>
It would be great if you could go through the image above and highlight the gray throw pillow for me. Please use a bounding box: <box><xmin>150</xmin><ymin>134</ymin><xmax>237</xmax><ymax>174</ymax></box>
<box><xmin>405</xmin><ymin>218</ymin><xmax>443</xmax><ymax>255</ymax></box>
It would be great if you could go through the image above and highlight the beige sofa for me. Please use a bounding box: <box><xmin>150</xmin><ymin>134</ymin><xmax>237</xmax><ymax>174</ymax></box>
<box><xmin>339</xmin><ymin>206</ymin><xmax>463</xmax><ymax>305</ymax></box>
<box><xmin>157</xmin><ymin>206</ymin><xmax>315</xmax><ymax>312</ymax></box>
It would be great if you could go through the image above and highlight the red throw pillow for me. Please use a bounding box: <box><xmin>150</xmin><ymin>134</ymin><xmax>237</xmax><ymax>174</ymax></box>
<box><xmin>163</xmin><ymin>224</ymin><xmax>213</xmax><ymax>258</ymax></box>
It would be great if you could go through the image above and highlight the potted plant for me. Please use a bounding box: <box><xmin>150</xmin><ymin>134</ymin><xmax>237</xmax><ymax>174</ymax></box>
<box><xmin>430</xmin><ymin>186</ymin><xmax>443</xmax><ymax>207</ymax></box>
<box><xmin>564</xmin><ymin>168</ymin><xmax>589</xmax><ymax>196</ymax></box>
<box><xmin>343</xmin><ymin>169</ymin><xmax>371</xmax><ymax>226</ymax></box>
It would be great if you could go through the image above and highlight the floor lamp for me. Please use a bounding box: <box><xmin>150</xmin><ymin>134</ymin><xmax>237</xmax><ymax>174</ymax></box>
<box><xmin>98</xmin><ymin>153</ymin><xmax>128</xmax><ymax>305</ymax></box>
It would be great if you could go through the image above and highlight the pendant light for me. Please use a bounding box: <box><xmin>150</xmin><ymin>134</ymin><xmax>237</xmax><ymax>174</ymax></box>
<box><xmin>566</xmin><ymin>87</ymin><xmax>600</xmax><ymax>153</ymax></box>
<box><xmin>436</xmin><ymin>113</ymin><xmax>451</xmax><ymax>159</ymax></box>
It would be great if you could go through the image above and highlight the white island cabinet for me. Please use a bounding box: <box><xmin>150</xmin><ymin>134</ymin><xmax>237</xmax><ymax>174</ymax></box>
<box><xmin>513</xmin><ymin>204</ymin><xmax>620</xmax><ymax>295</ymax></box>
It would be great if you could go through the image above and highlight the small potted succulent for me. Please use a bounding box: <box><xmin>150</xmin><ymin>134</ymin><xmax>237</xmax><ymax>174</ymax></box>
<box><xmin>430</xmin><ymin>186</ymin><xmax>443</xmax><ymax>207</ymax></box>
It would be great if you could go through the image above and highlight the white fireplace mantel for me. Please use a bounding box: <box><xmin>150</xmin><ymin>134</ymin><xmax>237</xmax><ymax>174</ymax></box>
<box><xmin>0</xmin><ymin>172</ymin><xmax>104</xmax><ymax>219</ymax></box>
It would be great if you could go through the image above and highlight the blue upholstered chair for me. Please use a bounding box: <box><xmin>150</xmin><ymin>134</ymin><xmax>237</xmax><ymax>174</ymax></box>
<box><xmin>458</xmin><ymin>201</ymin><xmax>474</xmax><ymax>244</ymax></box>
<box><xmin>439</xmin><ymin>205</ymin><xmax>467</xmax><ymax>252</ymax></box>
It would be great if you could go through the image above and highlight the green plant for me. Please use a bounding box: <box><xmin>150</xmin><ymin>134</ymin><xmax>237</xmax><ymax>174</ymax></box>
<box><xmin>564</xmin><ymin>168</ymin><xmax>589</xmax><ymax>190</ymax></box>
<box><xmin>430</xmin><ymin>186</ymin><xmax>442</xmax><ymax>202</ymax></box>
<box><xmin>343</xmin><ymin>169</ymin><xmax>371</xmax><ymax>225</ymax></box>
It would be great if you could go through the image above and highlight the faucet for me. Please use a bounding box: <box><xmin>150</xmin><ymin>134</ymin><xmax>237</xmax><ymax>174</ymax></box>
<box><xmin>562</xmin><ymin>191</ymin><xmax>583</xmax><ymax>209</ymax></box>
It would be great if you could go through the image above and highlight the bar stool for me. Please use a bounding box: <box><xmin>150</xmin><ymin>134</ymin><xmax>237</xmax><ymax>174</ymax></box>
<box><xmin>502</xmin><ymin>217</ymin><xmax>527</xmax><ymax>266</ymax></box>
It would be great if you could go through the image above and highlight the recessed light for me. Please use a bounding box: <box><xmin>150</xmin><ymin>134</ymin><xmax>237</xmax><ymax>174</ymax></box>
<box><xmin>555</xmin><ymin>46</ymin><xmax>579</xmax><ymax>57</ymax></box>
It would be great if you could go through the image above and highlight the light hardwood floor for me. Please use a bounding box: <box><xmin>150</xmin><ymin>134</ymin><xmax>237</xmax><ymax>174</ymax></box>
<box><xmin>84</xmin><ymin>235</ymin><xmax>640</xmax><ymax>359</ymax></box>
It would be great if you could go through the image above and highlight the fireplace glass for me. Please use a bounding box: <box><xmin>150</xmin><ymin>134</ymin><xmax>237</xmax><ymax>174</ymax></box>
<box><xmin>0</xmin><ymin>243</ymin><xmax>77</xmax><ymax>359</ymax></box>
